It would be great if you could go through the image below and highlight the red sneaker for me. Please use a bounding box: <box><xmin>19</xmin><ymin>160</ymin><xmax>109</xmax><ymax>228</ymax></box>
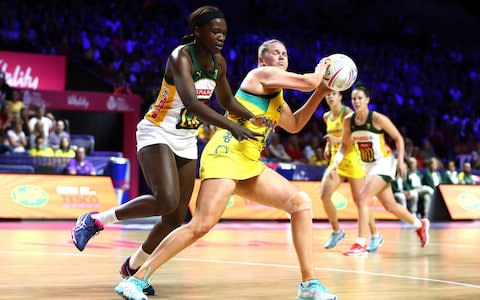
<box><xmin>416</xmin><ymin>218</ymin><xmax>430</xmax><ymax>248</ymax></box>
<box><xmin>343</xmin><ymin>243</ymin><xmax>368</xmax><ymax>256</ymax></box>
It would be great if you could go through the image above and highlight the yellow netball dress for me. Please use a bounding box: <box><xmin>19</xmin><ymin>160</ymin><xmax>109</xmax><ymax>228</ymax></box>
<box><xmin>200</xmin><ymin>89</ymin><xmax>284</xmax><ymax>180</ymax></box>
<box><xmin>325</xmin><ymin>106</ymin><xmax>365</xmax><ymax>179</ymax></box>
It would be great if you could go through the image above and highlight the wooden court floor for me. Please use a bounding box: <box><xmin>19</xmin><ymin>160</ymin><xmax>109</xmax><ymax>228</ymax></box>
<box><xmin>1</xmin><ymin>220</ymin><xmax>479</xmax><ymax>300</ymax></box>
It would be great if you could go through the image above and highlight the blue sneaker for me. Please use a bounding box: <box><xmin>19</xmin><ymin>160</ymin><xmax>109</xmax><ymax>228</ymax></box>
<box><xmin>71</xmin><ymin>212</ymin><xmax>104</xmax><ymax>251</ymax></box>
<box><xmin>296</xmin><ymin>279</ymin><xmax>337</xmax><ymax>300</ymax></box>
<box><xmin>366</xmin><ymin>234</ymin><xmax>384</xmax><ymax>252</ymax></box>
<box><xmin>120</xmin><ymin>257</ymin><xmax>155</xmax><ymax>296</ymax></box>
<box><xmin>324</xmin><ymin>229</ymin><xmax>346</xmax><ymax>249</ymax></box>
<box><xmin>115</xmin><ymin>277</ymin><xmax>149</xmax><ymax>300</ymax></box>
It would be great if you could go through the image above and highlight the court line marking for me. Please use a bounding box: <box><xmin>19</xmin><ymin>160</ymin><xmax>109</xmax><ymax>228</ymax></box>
<box><xmin>175</xmin><ymin>257</ymin><xmax>480</xmax><ymax>289</ymax></box>
<box><xmin>1</xmin><ymin>250</ymin><xmax>479</xmax><ymax>289</ymax></box>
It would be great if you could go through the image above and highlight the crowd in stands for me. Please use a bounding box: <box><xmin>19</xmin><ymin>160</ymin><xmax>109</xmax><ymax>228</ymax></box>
<box><xmin>392</xmin><ymin>156</ymin><xmax>479</xmax><ymax>218</ymax></box>
<box><xmin>0</xmin><ymin>73</ymin><xmax>97</xmax><ymax>175</ymax></box>
<box><xmin>1</xmin><ymin>0</ymin><xmax>479</xmax><ymax>183</ymax></box>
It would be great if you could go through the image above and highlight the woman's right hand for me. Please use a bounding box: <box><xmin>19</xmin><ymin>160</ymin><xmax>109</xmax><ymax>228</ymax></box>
<box><xmin>315</xmin><ymin>57</ymin><xmax>331</xmax><ymax>77</ymax></box>
<box><xmin>229</xmin><ymin>123</ymin><xmax>262</xmax><ymax>142</ymax></box>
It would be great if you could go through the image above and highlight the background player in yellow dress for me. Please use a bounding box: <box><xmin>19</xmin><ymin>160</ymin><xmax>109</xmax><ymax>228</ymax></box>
<box><xmin>320</xmin><ymin>90</ymin><xmax>382</xmax><ymax>252</ymax></box>
<box><xmin>115</xmin><ymin>39</ymin><xmax>337</xmax><ymax>300</ymax></box>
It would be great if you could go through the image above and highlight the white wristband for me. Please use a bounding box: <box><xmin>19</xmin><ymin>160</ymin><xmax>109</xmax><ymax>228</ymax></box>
<box><xmin>332</xmin><ymin>152</ymin><xmax>344</xmax><ymax>166</ymax></box>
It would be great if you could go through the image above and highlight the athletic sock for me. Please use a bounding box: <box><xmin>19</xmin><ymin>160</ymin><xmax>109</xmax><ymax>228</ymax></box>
<box><xmin>356</xmin><ymin>237</ymin><xmax>367</xmax><ymax>247</ymax></box>
<box><xmin>413</xmin><ymin>218</ymin><xmax>422</xmax><ymax>228</ymax></box>
<box><xmin>91</xmin><ymin>208</ymin><xmax>119</xmax><ymax>225</ymax></box>
<box><xmin>130</xmin><ymin>246</ymin><xmax>150</xmax><ymax>270</ymax></box>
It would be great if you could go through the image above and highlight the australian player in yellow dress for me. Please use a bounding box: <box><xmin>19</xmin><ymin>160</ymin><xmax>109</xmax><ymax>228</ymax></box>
<box><xmin>118</xmin><ymin>39</ymin><xmax>338</xmax><ymax>300</ymax></box>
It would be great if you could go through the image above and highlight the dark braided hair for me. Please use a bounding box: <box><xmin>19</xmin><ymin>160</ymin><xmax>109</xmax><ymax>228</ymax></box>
<box><xmin>181</xmin><ymin>6</ymin><xmax>224</xmax><ymax>44</ymax></box>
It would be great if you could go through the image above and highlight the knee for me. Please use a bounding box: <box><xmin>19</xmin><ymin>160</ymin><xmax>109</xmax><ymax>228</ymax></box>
<box><xmin>283</xmin><ymin>191</ymin><xmax>312</xmax><ymax>214</ymax></box>
<box><xmin>162</xmin><ymin>214</ymin><xmax>186</xmax><ymax>229</ymax></box>
<box><xmin>151</xmin><ymin>189</ymin><xmax>179</xmax><ymax>216</ymax></box>
<box><xmin>356</xmin><ymin>194</ymin><xmax>369</xmax><ymax>207</ymax></box>
<box><xmin>189</xmin><ymin>220</ymin><xmax>215</xmax><ymax>238</ymax></box>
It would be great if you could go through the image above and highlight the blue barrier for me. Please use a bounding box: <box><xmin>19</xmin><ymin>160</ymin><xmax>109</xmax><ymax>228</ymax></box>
<box><xmin>276</xmin><ymin>163</ymin><xmax>326</xmax><ymax>181</ymax></box>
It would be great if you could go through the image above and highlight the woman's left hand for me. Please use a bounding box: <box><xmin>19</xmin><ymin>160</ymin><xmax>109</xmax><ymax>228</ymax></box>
<box><xmin>249</xmin><ymin>115</ymin><xmax>273</xmax><ymax>128</ymax></box>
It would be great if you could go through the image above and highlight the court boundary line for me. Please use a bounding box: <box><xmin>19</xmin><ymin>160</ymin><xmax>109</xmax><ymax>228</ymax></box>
<box><xmin>2</xmin><ymin>250</ymin><xmax>479</xmax><ymax>289</ymax></box>
<box><xmin>175</xmin><ymin>257</ymin><xmax>480</xmax><ymax>289</ymax></box>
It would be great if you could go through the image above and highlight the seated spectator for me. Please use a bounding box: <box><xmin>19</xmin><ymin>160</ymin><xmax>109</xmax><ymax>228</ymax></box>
<box><xmin>66</xmin><ymin>147</ymin><xmax>96</xmax><ymax>175</ymax></box>
<box><xmin>422</xmin><ymin>157</ymin><xmax>447</xmax><ymax>189</ymax></box>
<box><xmin>303</xmin><ymin>136</ymin><xmax>320</xmax><ymax>162</ymax></box>
<box><xmin>458</xmin><ymin>162</ymin><xmax>479</xmax><ymax>185</ymax></box>
<box><xmin>267</xmin><ymin>133</ymin><xmax>292</xmax><ymax>162</ymax></box>
<box><xmin>5</xmin><ymin>90</ymin><xmax>24</xmax><ymax>117</ymax></box>
<box><xmin>29</xmin><ymin>136</ymin><xmax>54</xmax><ymax>157</ymax></box>
<box><xmin>284</xmin><ymin>135</ymin><xmax>305</xmax><ymax>163</ymax></box>
<box><xmin>6</xmin><ymin>117</ymin><xmax>27</xmax><ymax>153</ymax></box>
<box><xmin>0</xmin><ymin>130</ymin><xmax>12</xmax><ymax>154</ymax></box>
<box><xmin>28</xmin><ymin>104</ymin><xmax>53</xmax><ymax>139</ymax></box>
<box><xmin>309</xmin><ymin>146</ymin><xmax>328</xmax><ymax>167</ymax></box>
<box><xmin>29</xmin><ymin>120</ymin><xmax>48</xmax><ymax>148</ymax></box>
<box><xmin>406</xmin><ymin>157</ymin><xmax>434</xmax><ymax>218</ymax></box>
<box><xmin>445</xmin><ymin>160</ymin><xmax>459</xmax><ymax>184</ymax></box>
<box><xmin>48</xmin><ymin>120</ymin><xmax>70</xmax><ymax>150</ymax></box>
<box><xmin>391</xmin><ymin>174</ymin><xmax>419</xmax><ymax>216</ymax></box>
<box><xmin>55</xmin><ymin>136</ymin><xmax>75</xmax><ymax>158</ymax></box>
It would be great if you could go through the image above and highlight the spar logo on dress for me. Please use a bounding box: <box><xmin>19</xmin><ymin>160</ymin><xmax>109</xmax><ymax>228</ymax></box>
<box><xmin>196</xmin><ymin>89</ymin><xmax>213</xmax><ymax>99</ymax></box>
<box><xmin>0</xmin><ymin>59</ymin><xmax>40</xmax><ymax>90</ymax></box>
<box><xmin>107</xmin><ymin>96</ymin><xmax>133</xmax><ymax>112</ymax></box>
<box><xmin>67</xmin><ymin>94</ymin><xmax>90</xmax><ymax>109</ymax></box>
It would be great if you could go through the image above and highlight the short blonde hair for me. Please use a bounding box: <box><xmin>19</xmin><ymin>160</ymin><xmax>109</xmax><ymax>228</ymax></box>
<box><xmin>257</xmin><ymin>39</ymin><xmax>284</xmax><ymax>66</ymax></box>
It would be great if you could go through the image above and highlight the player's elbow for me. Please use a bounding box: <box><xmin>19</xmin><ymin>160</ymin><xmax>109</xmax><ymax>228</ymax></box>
<box><xmin>283</xmin><ymin>123</ymin><xmax>301</xmax><ymax>134</ymax></box>
<box><xmin>286</xmin><ymin>126</ymin><xmax>301</xmax><ymax>134</ymax></box>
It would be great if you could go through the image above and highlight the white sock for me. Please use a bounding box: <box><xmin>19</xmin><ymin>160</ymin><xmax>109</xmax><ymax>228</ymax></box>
<box><xmin>333</xmin><ymin>228</ymin><xmax>343</xmax><ymax>233</ymax></box>
<box><xmin>371</xmin><ymin>233</ymin><xmax>380</xmax><ymax>238</ymax></box>
<box><xmin>130</xmin><ymin>246</ymin><xmax>150</xmax><ymax>270</ymax></box>
<box><xmin>356</xmin><ymin>237</ymin><xmax>367</xmax><ymax>247</ymax></box>
<box><xmin>413</xmin><ymin>218</ymin><xmax>422</xmax><ymax>228</ymax></box>
<box><xmin>91</xmin><ymin>208</ymin><xmax>119</xmax><ymax>225</ymax></box>
<box><xmin>302</xmin><ymin>278</ymin><xmax>317</xmax><ymax>287</ymax></box>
